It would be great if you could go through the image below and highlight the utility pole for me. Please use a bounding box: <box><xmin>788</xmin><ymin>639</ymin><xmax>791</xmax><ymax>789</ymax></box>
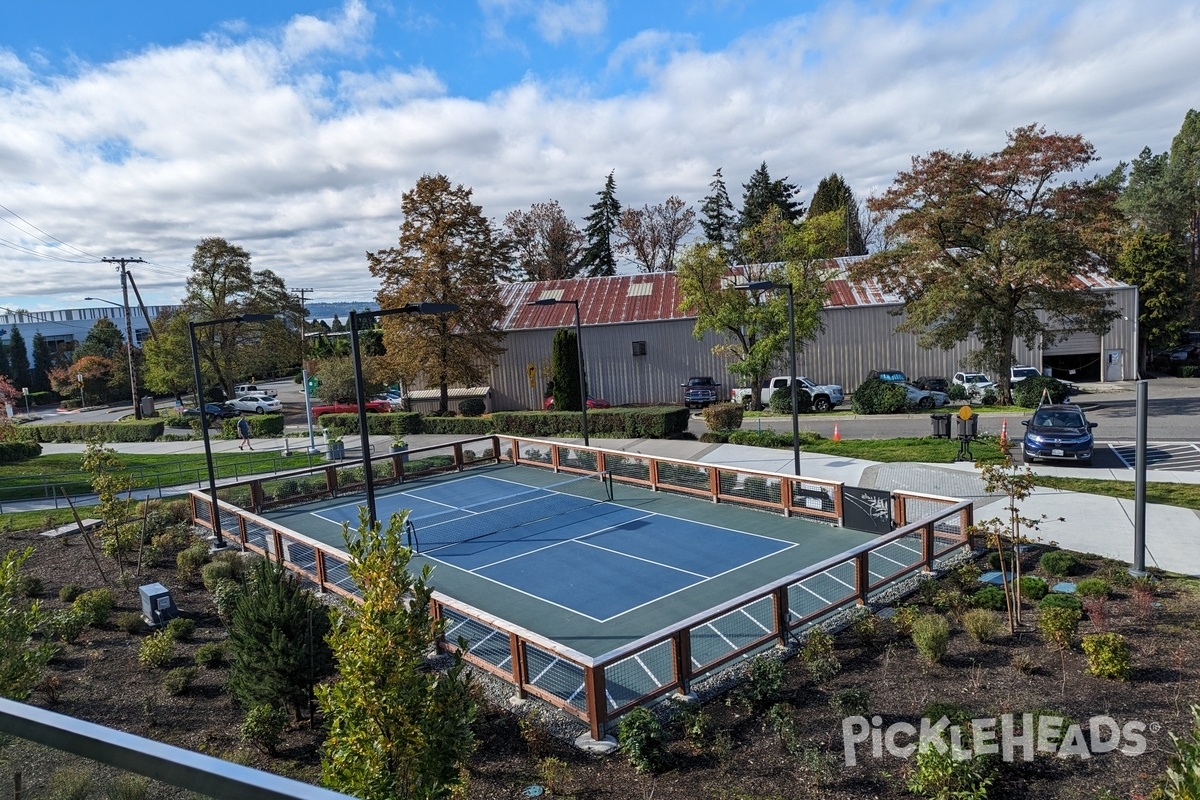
<box><xmin>295</xmin><ymin>288</ymin><xmax>319</xmax><ymax>454</ymax></box>
<box><xmin>102</xmin><ymin>257</ymin><xmax>146</xmax><ymax>419</ymax></box>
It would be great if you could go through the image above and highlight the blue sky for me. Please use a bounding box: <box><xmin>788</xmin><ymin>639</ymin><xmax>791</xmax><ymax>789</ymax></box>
<box><xmin>2</xmin><ymin>0</ymin><xmax>1199</xmax><ymax>312</ymax></box>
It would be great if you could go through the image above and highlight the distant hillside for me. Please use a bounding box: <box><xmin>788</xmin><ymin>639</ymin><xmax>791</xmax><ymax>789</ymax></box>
<box><xmin>303</xmin><ymin>301</ymin><xmax>376</xmax><ymax>321</ymax></box>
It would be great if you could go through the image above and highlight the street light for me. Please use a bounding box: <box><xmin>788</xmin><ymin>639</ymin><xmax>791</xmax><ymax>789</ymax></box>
<box><xmin>735</xmin><ymin>281</ymin><xmax>800</xmax><ymax>476</ymax></box>
<box><xmin>85</xmin><ymin>296</ymin><xmax>140</xmax><ymax>419</ymax></box>
<box><xmin>349</xmin><ymin>303</ymin><xmax>459</xmax><ymax>529</ymax></box>
<box><xmin>188</xmin><ymin>313</ymin><xmax>276</xmax><ymax>550</ymax></box>
<box><xmin>527</xmin><ymin>298</ymin><xmax>589</xmax><ymax>447</ymax></box>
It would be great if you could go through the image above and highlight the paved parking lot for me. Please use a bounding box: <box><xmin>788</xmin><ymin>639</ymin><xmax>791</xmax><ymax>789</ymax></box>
<box><xmin>1105</xmin><ymin>442</ymin><xmax>1200</xmax><ymax>472</ymax></box>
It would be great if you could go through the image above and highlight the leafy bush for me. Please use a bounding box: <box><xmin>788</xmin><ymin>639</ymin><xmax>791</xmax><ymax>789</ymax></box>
<box><xmin>986</xmin><ymin>549</ymin><xmax>1015</xmax><ymax>571</ymax></box>
<box><xmin>801</xmin><ymin>628</ymin><xmax>840</xmax><ymax>683</ymax></box>
<box><xmin>72</xmin><ymin>588</ymin><xmax>116</xmax><ymax>627</ymax></box>
<box><xmin>851</xmin><ymin>378</ymin><xmax>909</xmax><ymax>415</ymax></box>
<box><xmin>971</xmin><ymin>585</ymin><xmax>1007</xmax><ymax>611</ymax></box>
<box><xmin>911</xmin><ymin>614</ymin><xmax>951</xmax><ymax>663</ymax></box>
<box><xmin>962</xmin><ymin>608</ymin><xmax>1002</xmax><ymax>643</ymax></box>
<box><xmin>1039</xmin><ymin>593</ymin><xmax>1083</xmax><ymax>613</ymax></box>
<box><xmin>908</xmin><ymin>734</ymin><xmax>995</xmax><ymax>799</ymax></box>
<box><xmin>30</xmin><ymin>419</ymin><xmax>165</xmax><ymax>443</ymax></box>
<box><xmin>892</xmin><ymin>604</ymin><xmax>921</xmax><ymax>637</ymax></box>
<box><xmin>1038</xmin><ymin>607</ymin><xmax>1081</xmax><ymax>648</ymax></box>
<box><xmin>617</xmin><ymin>706</ymin><xmax>666</xmax><ymax>773</ymax></box>
<box><xmin>1074</xmin><ymin>577</ymin><xmax>1110</xmax><ymax>598</ymax></box>
<box><xmin>219</xmin><ymin>413</ymin><xmax>284</xmax><ymax>438</ymax></box>
<box><xmin>176</xmin><ymin>541</ymin><xmax>211</xmax><ymax>581</ymax></box>
<box><xmin>44</xmin><ymin>609</ymin><xmax>88</xmax><ymax>644</ymax></box>
<box><xmin>1039</xmin><ymin>550</ymin><xmax>1078</xmax><ymax>577</ymax></box>
<box><xmin>212</xmin><ymin>578</ymin><xmax>243</xmax><ymax>622</ymax></box>
<box><xmin>457</xmin><ymin>398</ymin><xmax>486</xmax><ymax>417</ymax></box>
<box><xmin>1081</xmin><ymin>633</ymin><xmax>1132</xmax><ymax>680</ymax></box>
<box><xmin>1013</xmin><ymin>375</ymin><xmax>1071</xmax><ymax>408</ymax></box>
<box><xmin>830</xmin><ymin>688</ymin><xmax>870</xmax><ymax>718</ymax></box>
<box><xmin>670</xmin><ymin>701</ymin><xmax>711</xmax><ymax>743</ymax></box>
<box><xmin>768</xmin><ymin>385</ymin><xmax>813</xmax><ymax>415</ymax></box>
<box><xmin>106</xmin><ymin>774</ymin><xmax>152</xmax><ymax>800</ymax></box>
<box><xmin>165</xmin><ymin>617</ymin><xmax>196</xmax><ymax>641</ymax></box>
<box><xmin>241</xmin><ymin>703</ymin><xmax>289</xmax><ymax>756</ymax></box>
<box><xmin>947</xmin><ymin>383</ymin><xmax>968</xmax><ymax>402</ymax></box>
<box><xmin>44</xmin><ymin>770</ymin><xmax>93</xmax><ymax>800</ymax></box>
<box><xmin>201</xmin><ymin>559</ymin><xmax>237</xmax><ymax>591</ymax></box>
<box><xmin>115</xmin><ymin>611</ymin><xmax>148</xmax><ymax>635</ymax></box>
<box><xmin>1165</xmin><ymin>704</ymin><xmax>1200</xmax><ymax>799</ymax></box>
<box><xmin>137</xmin><ymin>630</ymin><xmax>176</xmax><ymax>668</ymax></box>
<box><xmin>739</xmin><ymin>654</ymin><xmax>786</xmax><ymax>711</ymax></box>
<box><xmin>980</xmin><ymin>387</ymin><xmax>998</xmax><ymax>406</ymax></box>
<box><xmin>195</xmin><ymin>641</ymin><xmax>227</xmax><ymax>669</ymax></box>
<box><xmin>702</xmin><ymin>402</ymin><xmax>743</xmax><ymax>432</ymax></box>
<box><xmin>1019</xmin><ymin>575</ymin><xmax>1049</xmax><ymax>601</ymax></box>
<box><xmin>163</xmin><ymin>666</ymin><xmax>199</xmax><ymax>695</ymax></box>
<box><xmin>58</xmin><ymin>583</ymin><xmax>85</xmax><ymax>603</ymax></box>
<box><xmin>0</xmin><ymin>440</ymin><xmax>42</xmax><ymax>464</ymax></box>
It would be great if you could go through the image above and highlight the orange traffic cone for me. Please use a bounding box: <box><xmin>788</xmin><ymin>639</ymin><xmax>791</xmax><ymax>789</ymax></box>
<box><xmin>999</xmin><ymin>418</ymin><xmax>1008</xmax><ymax>449</ymax></box>
<box><xmin>832</xmin><ymin>423</ymin><xmax>841</xmax><ymax>442</ymax></box>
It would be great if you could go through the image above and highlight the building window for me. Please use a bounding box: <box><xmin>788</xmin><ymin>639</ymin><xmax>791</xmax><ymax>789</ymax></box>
<box><xmin>632</xmin><ymin>341</ymin><xmax>646</xmax><ymax>356</ymax></box>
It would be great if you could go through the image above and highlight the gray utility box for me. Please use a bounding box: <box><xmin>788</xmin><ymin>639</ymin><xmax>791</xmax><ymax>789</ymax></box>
<box><xmin>139</xmin><ymin>582</ymin><xmax>179</xmax><ymax>627</ymax></box>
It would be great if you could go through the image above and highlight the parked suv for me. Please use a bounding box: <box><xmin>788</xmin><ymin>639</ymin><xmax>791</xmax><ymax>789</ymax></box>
<box><xmin>1021</xmin><ymin>403</ymin><xmax>1097</xmax><ymax>466</ymax></box>
<box><xmin>682</xmin><ymin>376</ymin><xmax>721</xmax><ymax>409</ymax></box>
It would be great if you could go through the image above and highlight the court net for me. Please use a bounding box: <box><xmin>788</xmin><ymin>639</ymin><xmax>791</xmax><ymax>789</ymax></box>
<box><xmin>406</xmin><ymin>471</ymin><xmax>613</xmax><ymax>553</ymax></box>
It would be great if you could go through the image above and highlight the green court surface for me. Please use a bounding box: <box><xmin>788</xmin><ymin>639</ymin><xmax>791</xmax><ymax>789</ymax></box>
<box><xmin>261</xmin><ymin>463</ymin><xmax>875</xmax><ymax>658</ymax></box>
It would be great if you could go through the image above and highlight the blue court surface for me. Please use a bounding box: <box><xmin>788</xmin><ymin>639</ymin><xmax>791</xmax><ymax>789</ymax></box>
<box><xmin>313</xmin><ymin>473</ymin><xmax>796</xmax><ymax>623</ymax></box>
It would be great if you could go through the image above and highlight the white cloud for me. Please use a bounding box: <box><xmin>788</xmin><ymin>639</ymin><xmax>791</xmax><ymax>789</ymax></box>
<box><xmin>534</xmin><ymin>0</ymin><xmax>607</xmax><ymax>43</ymax></box>
<box><xmin>281</xmin><ymin>0</ymin><xmax>375</xmax><ymax>62</ymax></box>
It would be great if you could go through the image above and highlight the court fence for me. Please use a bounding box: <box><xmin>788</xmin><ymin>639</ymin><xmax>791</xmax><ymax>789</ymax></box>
<box><xmin>189</xmin><ymin>435</ymin><xmax>976</xmax><ymax>741</ymax></box>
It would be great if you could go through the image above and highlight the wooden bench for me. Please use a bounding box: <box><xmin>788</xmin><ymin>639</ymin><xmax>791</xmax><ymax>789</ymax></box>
<box><xmin>41</xmin><ymin>519</ymin><xmax>102</xmax><ymax>538</ymax></box>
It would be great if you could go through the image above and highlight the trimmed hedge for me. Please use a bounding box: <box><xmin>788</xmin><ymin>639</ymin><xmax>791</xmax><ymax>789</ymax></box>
<box><xmin>319</xmin><ymin>412</ymin><xmax>423</xmax><ymax>437</ymax></box>
<box><xmin>420</xmin><ymin>416</ymin><xmax>492</xmax><ymax>436</ymax></box>
<box><xmin>218</xmin><ymin>414</ymin><xmax>285</xmax><ymax>439</ymax></box>
<box><xmin>1012</xmin><ymin>376</ymin><xmax>1071</xmax><ymax>408</ymax></box>
<box><xmin>851</xmin><ymin>379</ymin><xmax>909</xmax><ymax>414</ymax></box>
<box><xmin>0</xmin><ymin>440</ymin><xmax>42</xmax><ymax>464</ymax></box>
<box><xmin>27</xmin><ymin>391</ymin><xmax>58</xmax><ymax>407</ymax></box>
<box><xmin>320</xmin><ymin>407</ymin><xmax>690</xmax><ymax>440</ymax></box>
<box><xmin>31</xmin><ymin>420</ymin><xmax>165</xmax><ymax>443</ymax></box>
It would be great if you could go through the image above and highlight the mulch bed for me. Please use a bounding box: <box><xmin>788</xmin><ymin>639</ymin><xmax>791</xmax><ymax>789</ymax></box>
<box><xmin>7</xmin><ymin>524</ymin><xmax>1200</xmax><ymax>800</ymax></box>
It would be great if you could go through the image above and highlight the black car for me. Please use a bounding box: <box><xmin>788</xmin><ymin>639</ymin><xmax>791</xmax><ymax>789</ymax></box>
<box><xmin>182</xmin><ymin>402</ymin><xmax>239</xmax><ymax>420</ymax></box>
<box><xmin>913</xmin><ymin>376</ymin><xmax>949</xmax><ymax>393</ymax></box>
<box><xmin>1021</xmin><ymin>403</ymin><xmax>1097</xmax><ymax>465</ymax></box>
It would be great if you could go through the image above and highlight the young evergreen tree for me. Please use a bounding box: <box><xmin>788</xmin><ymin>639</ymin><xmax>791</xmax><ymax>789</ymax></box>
<box><xmin>227</xmin><ymin>557</ymin><xmax>333</xmax><ymax>720</ymax></box>
<box><xmin>7</xmin><ymin>328</ymin><xmax>30</xmax><ymax>389</ymax></box>
<box><xmin>579</xmin><ymin>171</ymin><xmax>622</xmax><ymax>277</ymax></box>
<box><xmin>0</xmin><ymin>330</ymin><xmax>10</xmax><ymax>382</ymax></box>
<box><xmin>700</xmin><ymin>168</ymin><xmax>738</xmax><ymax>260</ymax></box>
<box><xmin>807</xmin><ymin>173</ymin><xmax>867</xmax><ymax>256</ymax></box>
<box><xmin>739</xmin><ymin>162</ymin><xmax>803</xmax><ymax>233</ymax></box>
<box><xmin>317</xmin><ymin>510</ymin><xmax>476</xmax><ymax>800</ymax></box>
<box><xmin>550</xmin><ymin>327</ymin><xmax>584</xmax><ymax>412</ymax></box>
<box><xmin>30</xmin><ymin>332</ymin><xmax>53</xmax><ymax>393</ymax></box>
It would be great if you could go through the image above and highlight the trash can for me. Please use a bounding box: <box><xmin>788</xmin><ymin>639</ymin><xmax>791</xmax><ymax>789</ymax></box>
<box><xmin>930</xmin><ymin>413</ymin><xmax>951</xmax><ymax>439</ymax></box>
<box><xmin>956</xmin><ymin>415</ymin><xmax>978</xmax><ymax>439</ymax></box>
<box><xmin>140</xmin><ymin>396</ymin><xmax>157</xmax><ymax>417</ymax></box>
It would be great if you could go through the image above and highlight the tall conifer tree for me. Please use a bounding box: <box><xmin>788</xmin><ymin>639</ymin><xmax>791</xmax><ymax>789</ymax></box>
<box><xmin>579</xmin><ymin>171</ymin><xmax>622</xmax><ymax>277</ymax></box>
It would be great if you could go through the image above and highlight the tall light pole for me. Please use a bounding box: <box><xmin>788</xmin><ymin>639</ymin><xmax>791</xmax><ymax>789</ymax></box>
<box><xmin>85</xmin><ymin>296</ymin><xmax>140</xmax><ymax>418</ymax></box>
<box><xmin>736</xmin><ymin>281</ymin><xmax>800</xmax><ymax>476</ymax></box>
<box><xmin>189</xmin><ymin>313</ymin><xmax>276</xmax><ymax>550</ymax></box>
<box><xmin>527</xmin><ymin>298</ymin><xmax>589</xmax><ymax>447</ymax></box>
<box><xmin>349</xmin><ymin>303</ymin><xmax>459</xmax><ymax>529</ymax></box>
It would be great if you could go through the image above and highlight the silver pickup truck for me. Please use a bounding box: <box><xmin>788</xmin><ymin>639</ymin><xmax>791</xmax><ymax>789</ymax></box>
<box><xmin>730</xmin><ymin>376</ymin><xmax>845</xmax><ymax>412</ymax></box>
<box><xmin>233</xmin><ymin>383</ymin><xmax>277</xmax><ymax>398</ymax></box>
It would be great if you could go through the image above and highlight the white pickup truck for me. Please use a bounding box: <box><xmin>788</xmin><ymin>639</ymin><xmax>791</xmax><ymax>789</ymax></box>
<box><xmin>233</xmin><ymin>383</ymin><xmax>277</xmax><ymax>398</ymax></box>
<box><xmin>730</xmin><ymin>376</ymin><xmax>845</xmax><ymax>413</ymax></box>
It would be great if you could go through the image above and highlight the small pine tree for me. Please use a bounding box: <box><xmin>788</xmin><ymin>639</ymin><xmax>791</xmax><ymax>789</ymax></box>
<box><xmin>226</xmin><ymin>557</ymin><xmax>333</xmax><ymax>719</ymax></box>
<box><xmin>317</xmin><ymin>509</ymin><xmax>476</xmax><ymax>800</ymax></box>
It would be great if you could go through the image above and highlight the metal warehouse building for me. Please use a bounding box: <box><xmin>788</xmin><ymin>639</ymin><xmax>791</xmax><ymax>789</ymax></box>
<box><xmin>482</xmin><ymin>258</ymin><xmax>1138</xmax><ymax>412</ymax></box>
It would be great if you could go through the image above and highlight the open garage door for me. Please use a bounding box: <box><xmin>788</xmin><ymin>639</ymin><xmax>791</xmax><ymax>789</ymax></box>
<box><xmin>1044</xmin><ymin>330</ymin><xmax>1101</xmax><ymax>382</ymax></box>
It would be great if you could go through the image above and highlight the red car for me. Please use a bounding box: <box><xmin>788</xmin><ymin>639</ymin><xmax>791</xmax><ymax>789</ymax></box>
<box><xmin>543</xmin><ymin>396</ymin><xmax>611</xmax><ymax>410</ymax></box>
<box><xmin>311</xmin><ymin>399</ymin><xmax>390</xmax><ymax>419</ymax></box>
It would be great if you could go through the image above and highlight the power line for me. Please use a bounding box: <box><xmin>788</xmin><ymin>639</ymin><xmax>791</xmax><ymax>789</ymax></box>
<box><xmin>0</xmin><ymin>201</ymin><xmax>104</xmax><ymax>260</ymax></box>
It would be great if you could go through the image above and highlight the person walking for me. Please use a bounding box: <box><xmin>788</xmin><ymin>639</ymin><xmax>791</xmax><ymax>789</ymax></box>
<box><xmin>237</xmin><ymin>416</ymin><xmax>253</xmax><ymax>450</ymax></box>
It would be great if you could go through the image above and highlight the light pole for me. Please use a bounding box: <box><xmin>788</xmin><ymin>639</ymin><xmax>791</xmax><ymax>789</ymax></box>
<box><xmin>189</xmin><ymin>313</ymin><xmax>276</xmax><ymax>550</ymax></box>
<box><xmin>85</xmin><ymin>296</ymin><xmax>140</xmax><ymax>418</ymax></box>
<box><xmin>527</xmin><ymin>298</ymin><xmax>589</xmax><ymax>447</ymax></box>
<box><xmin>349</xmin><ymin>303</ymin><xmax>459</xmax><ymax>529</ymax></box>
<box><xmin>736</xmin><ymin>281</ymin><xmax>800</xmax><ymax>476</ymax></box>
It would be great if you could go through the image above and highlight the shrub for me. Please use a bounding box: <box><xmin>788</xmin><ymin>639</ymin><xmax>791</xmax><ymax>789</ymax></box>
<box><xmin>137</xmin><ymin>630</ymin><xmax>175</xmax><ymax>668</ymax></box>
<box><xmin>1165</xmin><ymin>704</ymin><xmax>1200</xmax><ymax>799</ymax></box>
<box><xmin>44</xmin><ymin>609</ymin><xmax>88</xmax><ymax>644</ymax></box>
<box><xmin>1038</xmin><ymin>607</ymin><xmax>1081</xmax><ymax>648</ymax></box>
<box><xmin>850</xmin><ymin>611</ymin><xmax>880</xmax><ymax>648</ymax></box>
<box><xmin>739</xmin><ymin>654</ymin><xmax>786</xmax><ymax>711</ymax></box>
<box><xmin>106</xmin><ymin>774</ymin><xmax>152</xmax><ymax>800</ymax></box>
<box><xmin>212</xmin><ymin>578</ymin><xmax>243</xmax><ymax>622</ymax></box>
<box><xmin>1082</xmin><ymin>596</ymin><xmax>1110</xmax><ymax>631</ymax></box>
<box><xmin>670</xmin><ymin>701</ymin><xmax>711</xmax><ymax>744</ymax></box>
<box><xmin>165</xmin><ymin>617</ymin><xmax>196</xmax><ymax>641</ymax></box>
<box><xmin>980</xmin><ymin>387</ymin><xmax>998</xmax><ymax>406</ymax></box>
<box><xmin>908</xmin><ymin>734</ymin><xmax>995</xmax><ymax>799</ymax></box>
<box><xmin>201</xmin><ymin>559</ymin><xmax>238</xmax><ymax>591</ymax></box>
<box><xmin>163</xmin><ymin>666</ymin><xmax>199</xmax><ymax>695</ymax></box>
<box><xmin>1013</xmin><ymin>375</ymin><xmax>1071</xmax><ymax>407</ymax></box>
<box><xmin>115</xmin><ymin>611</ymin><xmax>148</xmax><ymax>635</ymax></box>
<box><xmin>768</xmin><ymin>386</ymin><xmax>812</xmax><ymax>415</ymax></box>
<box><xmin>617</xmin><ymin>706</ymin><xmax>666</xmax><ymax>773</ymax></box>
<box><xmin>801</xmin><ymin>627</ymin><xmax>840</xmax><ymax>683</ymax></box>
<box><xmin>962</xmin><ymin>608</ymin><xmax>1002</xmax><ymax>643</ymax></box>
<box><xmin>457</xmin><ymin>398</ymin><xmax>486</xmax><ymax>417</ymax></box>
<box><xmin>241</xmin><ymin>703</ymin><xmax>290</xmax><ymax>756</ymax></box>
<box><xmin>851</xmin><ymin>378</ymin><xmax>909</xmax><ymax>415</ymax></box>
<box><xmin>1038</xmin><ymin>550</ymin><xmax>1078</xmax><ymax>577</ymax></box>
<box><xmin>986</xmin><ymin>549</ymin><xmax>1015</xmax><ymax>571</ymax></box>
<box><xmin>971</xmin><ymin>585</ymin><xmax>1007</xmax><ymax>611</ymax></box>
<box><xmin>44</xmin><ymin>770</ymin><xmax>93</xmax><ymax>800</ymax></box>
<box><xmin>1081</xmin><ymin>633</ymin><xmax>1132</xmax><ymax>680</ymax></box>
<box><xmin>72</xmin><ymin>588</ymin><xmax>116</xmax><ymax>627</ymax></box>
<box><xmin>892</xmin><ymin>604</ymin><xmax>921</xmax><ymax>637</ymax></box>
<box><xmin>1039</xmin><ymin>593</ymin><xmax>1083</xmax><ymax>613</ymax></box>
<box><xmin>830</xmin><ymin>688</ymin><xmax>870</xmax><ymax>718</ymax></box>
<box><xmin>702</xmin><ymin>402</ymin><xmax>744</xmax><ymax>432</ymax></box>
<box><xmin>58</xmin><ymin>583</ymin><xmax>85</xmax><ymax>603</ymax></box>
<box><xmin>176</xmin><ymin>541</ymin><xmax>210</xmax><ymax>580</ymax></box>
<box><xmin>947</xmin><ymin>383</ymin><xmax>968</xmax><ymax>402</ymax></box>
<box><xmin>19</xmin><ymin>574</ymin><xmax>43</xmax><ymax>597</ymax></box>
<box><xmin>1019</xmin><ymin>576</ymin><xmax>1049</xmax><ymax>601</ymax></box>
<box><xmin>767</xmin><ymin>702</ymin><xmax>803</xmax><ymax>755</ymax></box>
<box><xmin>911</xmin><ymin>614</ymin><xmax>951</xmax><ymax>663</ymax></box>
<box><xmin>1074</xmin><ymin>577</ymin><xmax>1110</xmax><ymax>598</ymax></box>
<box><xmin>195</xmin><ymin>641</ymin><xmax>227</xmax><ymax>669</ymax></box>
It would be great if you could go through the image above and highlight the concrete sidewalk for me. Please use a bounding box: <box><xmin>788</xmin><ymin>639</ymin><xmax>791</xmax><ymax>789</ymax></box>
<box><xmin>9</xmin><ymin>429</ymin><xmax>1200</xmax><ymax>577</ymax></box>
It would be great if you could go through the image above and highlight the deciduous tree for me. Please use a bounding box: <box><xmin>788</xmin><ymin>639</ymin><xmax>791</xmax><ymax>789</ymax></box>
<box><xmin>1111</xmin><ymin>231</ymin><xmax>1191</xmax><ymax>371</ymax></box>
<box><xmin>855</xmin><ymin>124</ymin><xmax>1122</xmax><ymax>403</ymax></box>
<box><xmin>579</xmin><ymin>171</ymin><xmax>622</xmax><ymax>277</ymax></box>
<box><xmin>504</xmin><ymin>200</ymin><xmax>584</xmax><ymax>281</ymax></box>
<box><xmin>368</xmin><ymin>173</ymin><xmax>510</xmax><ymax>414</ymax></box>
<box><xmin>0</xmin><ymin>548</ymin><xmax>54</xmax><ymax>700</ymax></box>
<box><xmin>617</xmin><ymin>196</ymin><xmax>696</xmax><ymax>272</ymax></box>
